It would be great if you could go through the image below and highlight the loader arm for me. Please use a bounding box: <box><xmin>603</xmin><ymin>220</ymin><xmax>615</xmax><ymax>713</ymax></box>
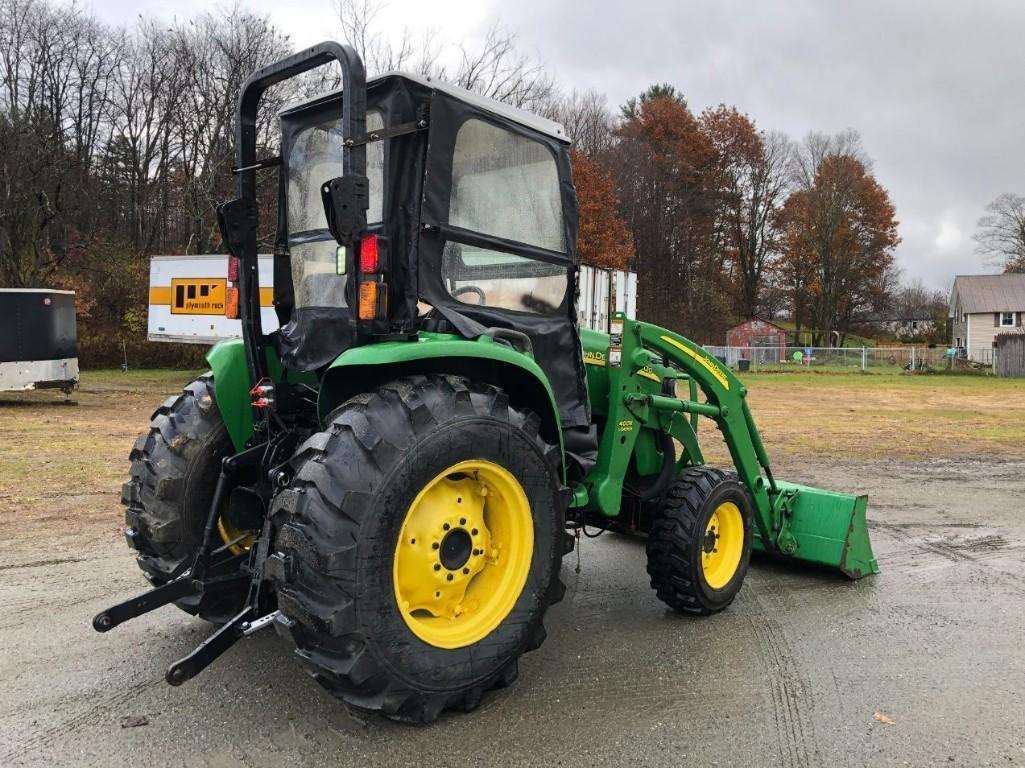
<box><xmin>581</xmin><ymin>313</ymin><xmax>878</xmax><ymax>579</ymax></box>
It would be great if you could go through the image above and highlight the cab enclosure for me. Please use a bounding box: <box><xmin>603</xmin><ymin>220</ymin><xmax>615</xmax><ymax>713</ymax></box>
<box><xmin>220</xmin><ymin>57</ymin><xmax>597</xmax><ymax>472</ymax></box>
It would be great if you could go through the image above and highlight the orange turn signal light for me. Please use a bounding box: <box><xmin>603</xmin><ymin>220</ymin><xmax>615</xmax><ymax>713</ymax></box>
<box><xmin>358</xmin><ymin>280</ymin><xmax>378</xmax><ymax>320</ymax></box>
<box><xmin>225</xmin><ymin>285</ymin><xmax>239</xmax><ymax>319</ymax></box>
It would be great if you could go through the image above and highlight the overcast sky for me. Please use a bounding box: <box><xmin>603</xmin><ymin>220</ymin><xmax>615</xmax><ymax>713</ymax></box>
<box><xmin>98</xmin><ymin>0</ymin><xmax>1024</xmax><ymax>291</ymax></box>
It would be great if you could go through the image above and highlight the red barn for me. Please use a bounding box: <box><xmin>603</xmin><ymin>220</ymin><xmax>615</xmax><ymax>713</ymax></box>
<box><xmin>726</xmin><ymin>317</ymin><xmax>786</xmax><ymax>361</ymax></box>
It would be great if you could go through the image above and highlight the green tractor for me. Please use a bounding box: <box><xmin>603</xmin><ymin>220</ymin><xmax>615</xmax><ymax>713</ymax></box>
<box><xmin>94</xmin><ymin>42</ymin><xmax>877</xmax><ymax>723</ymax></box>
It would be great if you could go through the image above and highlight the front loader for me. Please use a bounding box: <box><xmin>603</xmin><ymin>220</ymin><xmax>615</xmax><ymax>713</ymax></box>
<box><xmin>94</xmin><ymin>42</ymin><xmax>877</xmax><ymax>723</ymax></box>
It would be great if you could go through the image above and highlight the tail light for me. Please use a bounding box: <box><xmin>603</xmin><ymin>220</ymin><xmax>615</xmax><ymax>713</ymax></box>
<box><xmin>356</xmin><ymin>234</ymin><xmax>389</xmax><ymax>322</ymax></box>
<box><xmin>360</xmin><ymin>234</ymin><xmax>380</xmax><ymax>273</ymax></box>
<box><xmin>225</xmin><ymin>254</ymin><xmax>240</xmax><ymax>319</ymax></box>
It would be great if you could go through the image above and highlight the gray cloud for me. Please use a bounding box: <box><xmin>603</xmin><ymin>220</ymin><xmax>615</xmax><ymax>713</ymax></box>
<box><xmin>95</xmin><ymin>0</ymin><xmax>1023</xmax><ymax>290</ymax></box>
<box><xmin>508</xmin><ymin>0</ymin><xmax>1023</xmax><ymax>290</ymax></box>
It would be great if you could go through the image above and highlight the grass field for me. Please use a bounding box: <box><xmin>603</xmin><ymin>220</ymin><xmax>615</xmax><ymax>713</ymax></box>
<box><xmin>0</xmin><ymin>370</ymin><xmax>202</xmax><ymax>550</ymax></box>
<box><xmin>733</xmin><ymin>368</ymin><xmax>1025</xmax><ymax>461</ymax></box>
<box><xmin>2</xmin><ymin>368</ymin><xmax>1023</xmax><ymax>550</ymax></box>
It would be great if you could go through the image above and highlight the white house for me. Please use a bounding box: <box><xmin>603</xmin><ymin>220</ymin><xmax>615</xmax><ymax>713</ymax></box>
<box><xmin>949</xmin><ymin>274</ymin><xmax>1025</xmax><ymax>362</ymax></box>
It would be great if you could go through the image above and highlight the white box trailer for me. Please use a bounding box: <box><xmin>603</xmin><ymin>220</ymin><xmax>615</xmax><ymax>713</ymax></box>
<box><xmin>148</xmin><ymin>255</ymin><xmax>278</xmax><ymax>344</ymax></box>
<box><xmin>0</xmin><ymin>289</ymin><xmax>79</xmax><ymax>393</ymax></box>
<box><xmin>576</xmin><ymin>265</ymin><xmax>637</xmax><ymax>333</ymax></box>
<box><xmin>150</xmin><ymin>256</ymin><xmax>637</xmax><ymax>343</ymax></box>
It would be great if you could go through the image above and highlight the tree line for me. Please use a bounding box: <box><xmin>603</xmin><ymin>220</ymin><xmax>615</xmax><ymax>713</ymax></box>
<box><xmin>0</xmin><ymin>0</ymin><xmax>927</xmax><ymax>365</ymax></box>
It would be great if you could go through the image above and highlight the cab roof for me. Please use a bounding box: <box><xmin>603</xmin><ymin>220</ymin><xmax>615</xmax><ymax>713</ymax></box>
<box><xmin>279</xmin><ymin>70</ymin><xmax>569</xmax><ymax>144</ymax></box>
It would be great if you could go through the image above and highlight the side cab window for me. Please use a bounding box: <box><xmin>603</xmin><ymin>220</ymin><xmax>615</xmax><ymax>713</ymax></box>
<box><xmin>440</xmin><ymin>119</ymin><xmax>568</xmax><ymax>314</ymax></box>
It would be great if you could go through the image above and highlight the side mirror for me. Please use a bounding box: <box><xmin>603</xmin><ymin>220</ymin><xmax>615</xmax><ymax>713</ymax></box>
<box><xmin>321</xmin><ymin>175</ymin><xmax>369</xmax><ymax>244</ymax></box>
<box><xmin>216</xmin><ymin>197</ymin><xmax>258</xmax><ymax>258</ymax></box>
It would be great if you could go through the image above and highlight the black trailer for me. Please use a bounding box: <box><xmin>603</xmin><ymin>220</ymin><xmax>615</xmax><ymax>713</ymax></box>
<box><xmin>0</xmin><ymin>289</ymin><xmax>79</xmax><ymax>394</ymax></box>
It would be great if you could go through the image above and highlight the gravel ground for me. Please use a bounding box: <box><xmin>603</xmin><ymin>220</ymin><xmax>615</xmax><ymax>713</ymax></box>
<box><xmin>2</xmin><ymin>448</ymin><xmax>1024</xmax><ymax>767</ymax></box>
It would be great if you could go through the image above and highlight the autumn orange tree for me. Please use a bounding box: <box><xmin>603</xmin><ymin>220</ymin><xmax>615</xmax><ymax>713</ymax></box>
<box><xmin>609</xmin><ymin>88</ymin><xmax>729</xmax><ymax>339</ymax></box>
<box><xmin>700</xmin><ymin>106</ymin><xmax>790</xmax><ymax>319</ymax></box>
<box><xmin>777</xmin><ymin>134</ymin><xmax>899</xmax><ymax>345</ymax></box>
<box><xmin>570</xmin><ymin>149</ymin><xmax>634</xmax><ymax>270</ymax></box>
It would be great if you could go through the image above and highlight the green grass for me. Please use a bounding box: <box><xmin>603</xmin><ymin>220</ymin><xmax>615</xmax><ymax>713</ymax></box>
<box><xmin>727</xmin><ymin>368</ymin><xmax>1025</xmax><ymax>461</ymax></box>
<box><xmin>740</xmin><ymin>367</ymin><xmax>1022</xmax><ymax>390</ymax></box>
<box><xmin>79</xmin><ymin>368</ymin><xmax>205</xmax><ymax>391</ymax></box>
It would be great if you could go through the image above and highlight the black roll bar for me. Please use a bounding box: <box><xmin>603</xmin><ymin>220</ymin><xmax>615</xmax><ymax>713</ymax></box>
<box><xmin>230</xmin><ymin>41</ymin><xmax>366</xmax><ymax>385</ymax></box>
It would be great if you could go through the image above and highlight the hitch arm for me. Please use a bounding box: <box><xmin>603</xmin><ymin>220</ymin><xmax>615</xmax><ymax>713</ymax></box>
<box><xmin>166</xmin><ymin>607</ymin><xmax>251</xmax><ymax>686</ymax></box>
<box><xmin>93</xmin><ymin>576</ymin><xmax>202</xmax><ymax>633</ymax></box>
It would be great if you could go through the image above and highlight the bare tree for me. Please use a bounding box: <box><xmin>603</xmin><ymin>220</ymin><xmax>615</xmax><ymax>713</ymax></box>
<box><xmin>335</xmin><ymin>0</ymin><xmax>554</xmax><ymax>110</ymax></box>
<box><xmin>789</xmin><ymin>128</ymin><xmax>866</xmax><ymax>189</ymax></box>
<box><xmin>0</xmin><ymin>0</ymin><xmax>121</xmax><ymax>285</ymax></box>
<box><xmin>170</xmin><ymin>8</ymin><xmax>292</xmax><ymax>253</ymax></box>
<box><xmin>335</xmin><ymin>0</ymin><xmax>441</xmax><ymax>77</ymax></box>
<box><xmin>542</xmin><ymin>88</ymin><xmax>614</xmax><ymax>157</ymax></box>
<box><xmin>974</xmin><ymin>193</ymin><xmax>1025</xmax><ymax>273</ymax></box>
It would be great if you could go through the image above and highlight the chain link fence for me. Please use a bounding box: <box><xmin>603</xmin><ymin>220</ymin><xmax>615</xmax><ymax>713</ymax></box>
<box><xmin>703</xmin><ymin>345</ymin><xmax>955</xmax><ymax>373</ymax></box>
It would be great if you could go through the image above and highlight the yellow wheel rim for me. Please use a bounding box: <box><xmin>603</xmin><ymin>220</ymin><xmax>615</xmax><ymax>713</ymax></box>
<box><xmin>701</xmin><ymin>501</ymin><xmax>744</xmax><ymax>590</ymax></box>
<box><xmin>393</xmin><ymin>460</ymin><xmax>534</xmax><ymax>649</ymax></box>
<box><xmin>217</xmin><ymin>513</ymin><xmax>256</xmax><ymax>555</ymax></box>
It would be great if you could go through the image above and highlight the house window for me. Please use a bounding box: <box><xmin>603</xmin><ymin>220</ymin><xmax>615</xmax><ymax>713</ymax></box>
<box><xmin>956</xmin><ymin>337</ymin><xmax>961</xmax><ymax>348</ymax></box>
<box><xmin>1000</xmin><ymin>312</ymin><xmax>1015</xmax><ymax>327</ymax></box>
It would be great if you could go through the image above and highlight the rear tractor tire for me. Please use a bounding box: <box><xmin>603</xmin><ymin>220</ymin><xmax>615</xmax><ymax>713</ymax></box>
<box><xmin>646</xmin><ymin>467</ymin><xmax>753</xmax><ymax>615</ymax></box>
<box><xmin>267</xmin><ymin>375</ymin><xmax>566</xmax><ymax>724</ymax></box>
<box><xmin>121</xmin><ymin>374</ymin><xmax>251</xmax><ymax>623</ymax></box>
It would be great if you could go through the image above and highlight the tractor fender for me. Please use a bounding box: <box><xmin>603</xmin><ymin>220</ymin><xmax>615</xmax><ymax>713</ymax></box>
<box><xmin>205</xmin><ymin>338</ymin><xmax>256</xmax><ymax>451</ymax></box>
<box><xmin>318</xmin><ymin>334</ymin><xmax>566</xmax><ymax>479</ymax></box>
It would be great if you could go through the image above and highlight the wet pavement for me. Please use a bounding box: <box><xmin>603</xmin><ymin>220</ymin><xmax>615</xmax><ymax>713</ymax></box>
<box><xmin>2</xmin><ymin>457</ymin><xmax>1024</xmax><ymax>767</ymax></box>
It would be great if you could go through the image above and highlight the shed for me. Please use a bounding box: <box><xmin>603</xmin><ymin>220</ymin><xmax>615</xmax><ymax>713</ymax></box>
<box><xmin>726</xmin><ymin>317</ymin><xmax>786</xmax><ymax>362</ymax></box>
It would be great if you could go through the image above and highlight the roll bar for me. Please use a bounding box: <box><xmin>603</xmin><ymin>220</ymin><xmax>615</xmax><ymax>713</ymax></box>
<box><xmin>219</xmin><ymin>42</ymin><xmax>367</xmax><ymax>385</ymax></box>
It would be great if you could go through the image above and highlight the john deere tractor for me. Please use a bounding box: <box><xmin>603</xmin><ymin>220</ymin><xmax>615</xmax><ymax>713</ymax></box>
<box><xmin>95</xmin><ymin>42</ymin><xmax>877</xmax><ymax>723</ymax></box>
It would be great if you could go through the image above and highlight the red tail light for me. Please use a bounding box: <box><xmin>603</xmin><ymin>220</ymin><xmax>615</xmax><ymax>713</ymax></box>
<box><xmin>358</xmin><ymin>234</ymin><xmax>379</xmax><ymax>274</ymax></box>
<box><xmin>360</xmin><ymin>235</ymin><xmax>379</xmax><ymax>273</ymax></box>
<box><xmin>227</xmin><ymin>255</ymin><xmax>240</xmax><ymax>282</ymax></box>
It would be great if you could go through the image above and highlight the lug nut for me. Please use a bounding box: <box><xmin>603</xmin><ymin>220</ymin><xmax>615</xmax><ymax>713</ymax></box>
<box><xmin>434</xmin><ymin>564</ymin><xmax>441</xmax><ymax>571</ymax></box>
<box><xmin>432</xmin><ymin>542</ymin><xmax>440</xmax><ymax>550</ymax></box>
<box><xmin>446</xmin><ymin>574</ymin><xmax>453</xmax><ymax>581</ymax></box>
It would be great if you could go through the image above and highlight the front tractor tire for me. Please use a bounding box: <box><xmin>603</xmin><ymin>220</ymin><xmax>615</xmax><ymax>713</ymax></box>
<box><xmin>121</xmin><ymin>374</ymin><xmax>249</xmax><ymax>623</ymax></box>
<box><xmin>267</xmin><ymin>375</ymin><xmax>566</xmax><ymax>724</ymax></box>
<box><xmin>646</xmin><ymin>467</ymin><xmax>753</xmax><ymax>615</ymax></box>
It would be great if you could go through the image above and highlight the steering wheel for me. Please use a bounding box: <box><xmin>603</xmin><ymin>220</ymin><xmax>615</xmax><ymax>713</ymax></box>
<box><xmin>451</xmin><ymin>285</ymin><xmax>486</xmax><ymax>305</ymax></box>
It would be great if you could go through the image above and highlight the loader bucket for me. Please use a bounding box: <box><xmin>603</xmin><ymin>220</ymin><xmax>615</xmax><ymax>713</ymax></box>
<box><xmin>752</xmin><ymin>481</ymin><xmax>879</xmax><ymax>579</ymax></box>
